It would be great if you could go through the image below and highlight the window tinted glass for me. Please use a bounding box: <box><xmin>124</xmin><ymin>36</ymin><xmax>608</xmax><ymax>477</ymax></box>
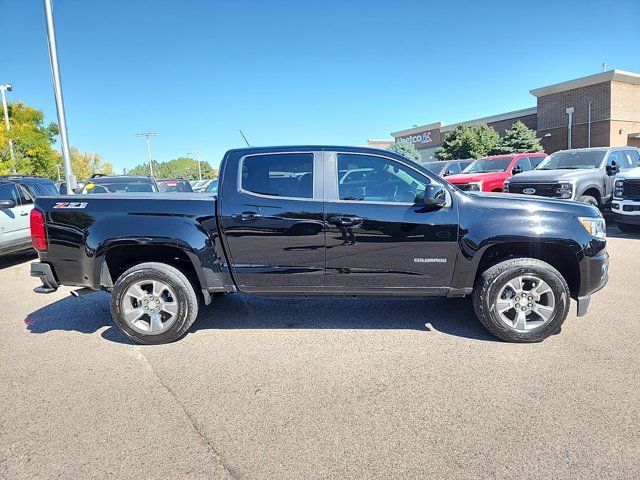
<box><xmin>37</xmin><ymin>182</ymin><xmax>59</xmax><ymax>195</ymax></box>
<box><xmin>623</xmin><ymin>150</ymin><xmax>640</xmax><ymax>167</ymax></box>
<box><xmin>83</xmin><ymin>181</ymin><xmax>156</xmax><ymax>193</ymax></box>
<box><xmin>0</xmin><ymin>184</ymin><xmax>19</xmax><ymax>204</ymax></box>
<box><xmin>445</xmin><ymin>163</ymin><xmax>461</xmax><ymax>175</ymax></box>
<box><xmin>158</xmin><ymin>180</ymin><xmax>193</xmax><ymax>192</ymax></box>
<box><xmin>537</xmin><ymin>151</ymin><xmax>605</xmax><ymax>170</ymax></box>
<box><xmin>21</xmin><ymin>183</ymin><xmax>39</xmax><ymax>199</ymax></box>
<box><xmin>529</xmin><ymin>156</ymin><xmax>545</xmax><ymax>168</ymax></box>
<box><xmin>242</xmin><ymin>153</ymin><xmax>314</xmax><ymax>198</ymax></box>
<box><xmin>463</xmin><ymin>157</ymin><xmax>512</xmax><ymax>173</ymax></box>
<box><xmin>607</xmin><ymin>151</ymin><xmax>622</xmax><ymax>166</ymax></box>
<box><xmin>337</xmin><ymin>154</ymin><xmax>428</xmax><ymax>203</ymax></box>
<box><xmin>515</xmin><ymin>157</ymin><xmax>532</xmax><ymax>171</ymax></box>
<box><xmin>17</xmin><ymin>185</ymin><xmax>33</xmax><ymax>205</ymax></box>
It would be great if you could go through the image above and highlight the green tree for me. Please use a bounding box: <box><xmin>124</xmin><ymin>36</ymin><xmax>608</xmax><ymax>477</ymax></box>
<box><xmin>491</xmin><ymin>121</ymin><xmax>544</xmax><ymax>154</ymax></box>
<box><xmin>129</xmin><ymin>157</ymin><xmax>217</xmax><ymax>180</ymax></box>
<box><xmin>435</xmin><ymin>123</ymin><xmax>500</xmax><ymax>160</ymax></box>
<box><xmin>63</xmin><ymin>147</ymin><xmax>114</xmax><ymax>181</ymax></box>
<box><xmin>387</xmin><ymin>138</ymin><xmax>422</xmax><ymax>163</ymax></box>
<box><xmin>0</xmin><ymin>101</ymin><xmax>59</xmax><ymax>176</ymax></box>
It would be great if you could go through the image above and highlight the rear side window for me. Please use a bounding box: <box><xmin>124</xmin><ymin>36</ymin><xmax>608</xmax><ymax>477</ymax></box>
<box><xmin>17</xmin><ymin>185</ymin><xmax>34</xmax><ymax>205</ymax></box>
<box><xmin>241</xmin><ymin>153</ymin><xmax>314</xmax><ymax>198</ymax></box>
<box><xmin>445</xmin><ymin>163</ymin><xmax>461</xmax><ymax>175</ymax></box>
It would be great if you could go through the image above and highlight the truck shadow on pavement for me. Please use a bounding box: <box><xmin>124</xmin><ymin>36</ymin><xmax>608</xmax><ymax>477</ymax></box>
<box><xmin>0</xmin><ymin>250</ymin><xmax>37</xmax><ymax>270</ymax></box>
<box><xmin>25</xmin><ymin>292</ymin><xmax>498</xmax><ymax>343</ymax></box>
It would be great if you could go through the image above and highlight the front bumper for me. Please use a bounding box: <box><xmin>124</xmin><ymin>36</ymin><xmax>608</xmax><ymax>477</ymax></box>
<box><xmin>612</xmin><ymin>212</ymin><xmax>640</xmax><ymax>225</ymax></box>
<box><xmin>31</xmin><ymin>262</ymin><xmax>59</xmax><ymax>294</ymax></box>
<box><xmin>575</xmin><ymin>249</ymin><xmax>609</xmax><ymax>317</ymax></box>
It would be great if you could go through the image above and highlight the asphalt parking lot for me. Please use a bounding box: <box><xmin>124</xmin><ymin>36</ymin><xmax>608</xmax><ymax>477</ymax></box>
<box><xmin>1</xmin><ymin>224</ymin><xmax>639</xmax><ymax>480</ymax></box>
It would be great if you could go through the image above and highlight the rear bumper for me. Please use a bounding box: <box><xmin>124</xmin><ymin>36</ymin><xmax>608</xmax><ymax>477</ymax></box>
<box><xmin>575</xmin><ymin>249</ymin><xmax>609</xmax><ymax>317</ymax></box>
<box><xmin>30</xmin><ymin>262</ymin><xmax>59</xmax><ymax>293</ymax></box>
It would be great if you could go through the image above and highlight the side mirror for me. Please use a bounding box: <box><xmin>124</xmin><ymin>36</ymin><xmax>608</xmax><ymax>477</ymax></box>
<box><xmin>606</xmin><ymin>164</ymin><xmax>620</xmax><ymax>176</ymax></box>
<box><xmin>512</xmin><ymin>166</ymin><xmax>523</xmax><ymax>175</ymax></box>
<box><xmin>0</xmin><ymin>199</ymin><xmax>16</xmax><ymax>209</ymax></box>
<box><xmin>422</xmin><ymin>184</ymin><xmax>447</xmax><ymax>209</ymax></box>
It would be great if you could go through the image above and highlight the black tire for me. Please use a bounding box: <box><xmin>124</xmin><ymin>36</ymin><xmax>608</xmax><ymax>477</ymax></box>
<box><xmin>473</xmin><ymin>258</ymin><xmax>570</xmax><ymax>343</ymax></box>
<box><xmin>110</xmin><ymin>262</ymin><xmax>199</xmax><ymax>345</ymax></box>
<box><xmin>617</xmin><ymin>222</ymin><xmax>640</xmax><ymax>233</ymax></box>
<box><xmin>579</xmin><ymin>195</ymin><xmax>599</xmax><ymax>207</ymax></box>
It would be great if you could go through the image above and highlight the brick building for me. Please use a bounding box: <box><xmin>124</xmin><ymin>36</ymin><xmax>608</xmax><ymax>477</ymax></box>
<box><xmin>376</xmin><ymin>70</ymin><xmax>640</xmax><ymax>162</ymax></box>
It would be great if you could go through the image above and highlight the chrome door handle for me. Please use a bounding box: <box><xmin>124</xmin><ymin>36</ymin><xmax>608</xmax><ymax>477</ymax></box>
<box><xmin>232</xmin><ymin>211</ymin><xmax>263</xmax><ymax>221</ymax></box>
<box><xmin>20</xmin><ymin>212</ymin><xmax>29</xmax><ymax>216</ymax></box>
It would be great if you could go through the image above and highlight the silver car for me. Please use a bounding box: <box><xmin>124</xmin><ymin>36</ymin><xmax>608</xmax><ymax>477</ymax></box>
<box><xmin>0</xmin><ymin>180</ymin><xmax>34</xmax><ymax>256</ymax></box>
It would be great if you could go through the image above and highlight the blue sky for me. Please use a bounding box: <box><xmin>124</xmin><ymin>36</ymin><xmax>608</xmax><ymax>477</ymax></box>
<box><xmin>2</xmin><ymin>0</ymin><xmax>639</xmax><ymax>171</ymax></box>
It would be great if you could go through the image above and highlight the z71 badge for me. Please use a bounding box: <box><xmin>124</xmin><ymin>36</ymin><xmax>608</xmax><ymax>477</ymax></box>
<box><xmin>53</xmin><ymin>202</ymin><xmax>88</xmax><ymax>209</ymax></box>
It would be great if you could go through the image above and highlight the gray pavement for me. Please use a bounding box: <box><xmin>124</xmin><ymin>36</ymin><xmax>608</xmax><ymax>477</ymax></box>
<box><xmin>1</xmin><ymin>226</ymin><xmax>639</xmax><ymax>479</ymax></box>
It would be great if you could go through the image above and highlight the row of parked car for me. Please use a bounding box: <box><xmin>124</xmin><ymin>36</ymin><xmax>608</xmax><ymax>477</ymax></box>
<box><xmin>0</xmin><ymin>174</ymin><xmax>219</xmax><ymax>257</ymax></box>
<box><xmin>424</xmin><ymin>146</ymin><xmax>640</xmax><ymax>232</ymax></box>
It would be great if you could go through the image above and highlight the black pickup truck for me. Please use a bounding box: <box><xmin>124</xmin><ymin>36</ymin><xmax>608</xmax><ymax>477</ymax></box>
<box><xmin>30</xmin><ymin>146</ymin><xmax>609</xmax><ymax>344</ymax></box>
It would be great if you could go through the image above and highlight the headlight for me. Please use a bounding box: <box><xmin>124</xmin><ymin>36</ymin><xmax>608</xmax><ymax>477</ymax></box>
<box><xmin>556</xmin><ymin>182</ymin><xmax>573</xmax><ymax>199</ymax></box>
<box><xmin>614</xmin><ymin>178</ymin><xmax>625</xmax><ymax>199</ymax></box>
<box><xmin>466</xmin><ymin>182</ymin><xmax>482</xmax><ymax>191</ymax></box>
<box><xmin>579</xmin><ymin>217</ymin><xmax>606</xmax><ymax>239</ymax></box>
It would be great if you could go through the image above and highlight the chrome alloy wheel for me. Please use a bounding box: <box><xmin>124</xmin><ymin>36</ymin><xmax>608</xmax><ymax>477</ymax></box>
<box><xmin>495</xmin><ymin>275</ymin><xmax>556</xmax><ymax>332</ymax></box>
<box><xmin>121</xmin><ymin>280</ymin><xmax>179</xmax><ymax>335</ymax></box>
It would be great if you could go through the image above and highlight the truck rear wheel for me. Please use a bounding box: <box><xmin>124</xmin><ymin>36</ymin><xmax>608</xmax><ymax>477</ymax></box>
<box><xmin>473</xmin><ymin>258</ymin><xmax>570</xmax><ymax>343</ymax></box>
<box><xmin>110</xmin><ymin>262</ymin><xmax>199</xmax><ymax>345</ymax></box>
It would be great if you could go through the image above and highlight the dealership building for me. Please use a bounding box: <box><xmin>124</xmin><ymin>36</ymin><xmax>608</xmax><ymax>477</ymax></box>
<box><xmin>373</xmin><ymin>69</ymin><xmax>640</xmax><ymax>162</ymax></box>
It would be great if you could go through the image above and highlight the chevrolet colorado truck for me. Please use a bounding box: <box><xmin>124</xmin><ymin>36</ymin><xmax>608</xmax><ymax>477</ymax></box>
<box><xmin>30</xmin><ymin>146</ymin><xmax>609</xmax><ymax>344</ymax></box>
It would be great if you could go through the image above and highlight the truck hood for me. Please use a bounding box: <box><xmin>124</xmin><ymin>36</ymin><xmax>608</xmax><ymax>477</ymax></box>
<box><xmin>507</xmin><ymin>168</ymin><xmax>596</xmax><ymax>183</ymax></box>
<box><xmin>445</xmin><ymin>171</ymin><xmax>507</xmax><ymax>184</ymax></box>
<box><xmin>460</xmin><ymin>190</ymin><xmax>600</xmax><ymax>217</ymax></box>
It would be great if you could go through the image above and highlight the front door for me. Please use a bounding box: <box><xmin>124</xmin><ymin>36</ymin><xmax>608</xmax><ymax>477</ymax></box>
<box><xmin>0</xmin><ymin>183</ymin><xmax>32</xmax><ymax>254</ymax></box>
<box><xmin>323</xmin><ymin>151</ymin><xmax>459</xmax><ymax>292</ymax></box>
<box><xmin>218</xmin><ymin>150</ymin><xmax>325</xmax><ymax>292</ymax></box>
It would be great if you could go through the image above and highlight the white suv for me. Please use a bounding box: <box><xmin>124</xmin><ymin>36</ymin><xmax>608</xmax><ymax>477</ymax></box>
<box><xmin>0</xmin><ymin>180</ymin><xmax>34</xmax><ymax>256</ymax></box>
<box><xmin>612</xmin><ymin>166</ymin><xmax>640</xmax><ymax>233</ymax></box>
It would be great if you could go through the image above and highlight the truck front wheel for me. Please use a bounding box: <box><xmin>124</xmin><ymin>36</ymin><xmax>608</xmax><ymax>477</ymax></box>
<box><xmin>473</xmin><ymin>258</ymin><xmax>570</xmax><ymax>342</ymax></box>
<box><xmin>110</xmin><ymin>262</ymin><xmax>199</xmax><ymax>345</ymax></box>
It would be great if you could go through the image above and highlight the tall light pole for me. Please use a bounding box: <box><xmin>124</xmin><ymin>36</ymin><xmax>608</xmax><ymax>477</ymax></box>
<box><xmin>43</xmin><ymin>0</ymin><xmax>75</xmax><ymax>192</ymax></box>
<box><xmin>0</xmin><ymin>83</ymin><xmax>16</xmax><ymax>173</ymax></box>
<box><xmin>187</xmin><ymin>150</ymin><xmax>202</xmax><ymax>181</ymax></box>
<box><xmin>136</xmin><ymin>132</ymin><xmax>157</xmax><ymax>177</ymax></box>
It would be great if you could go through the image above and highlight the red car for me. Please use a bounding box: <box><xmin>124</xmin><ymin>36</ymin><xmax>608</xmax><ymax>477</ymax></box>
<box><xmin>445</xmin><ymin>153</ymin><xmax>547</xmax><ymax>192</ymax></box>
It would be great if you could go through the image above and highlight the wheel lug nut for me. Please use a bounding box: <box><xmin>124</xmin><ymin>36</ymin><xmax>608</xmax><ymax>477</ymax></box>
<box><xmin>521</xmin><ymin>307</ymin><xmax>526</xmax><ymax>311</ymax></box>
<box><xmin>528</xmin><ymin>303</ymin><xmax>533</xmax><ymax>307</ymax></box>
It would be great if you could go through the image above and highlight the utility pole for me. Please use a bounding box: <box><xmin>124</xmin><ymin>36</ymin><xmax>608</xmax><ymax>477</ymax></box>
<box><xmin>43</xmin><ymin>0</ymin><xmax>75</xmax><ymax>192</ymax></box>
<box><xmin>136</xmin><ymin>132</ymin><xmax>158</xmax><ymax>177</ymax></box>
<box><xmin>0</xmin><ymin>84</ymin><xmax>16</xmax><ymax>173</ymax></box>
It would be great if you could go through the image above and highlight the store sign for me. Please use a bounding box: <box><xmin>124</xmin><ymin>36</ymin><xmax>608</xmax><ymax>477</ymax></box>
<box><xmin>404</xmin><ymin>132</ymin><xmax>433</xmax><ymax>144</ymax></box>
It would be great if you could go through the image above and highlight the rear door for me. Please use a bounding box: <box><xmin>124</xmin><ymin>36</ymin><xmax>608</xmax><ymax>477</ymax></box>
<box><xmin>218</xmin><ymin>150</ymin><xmax>325</xmax><ymax>292</ymax></box>
<box><xmin>323</xmin><ymin>150</ymin><xmax>459</xmax><ymax>292</ymax></box>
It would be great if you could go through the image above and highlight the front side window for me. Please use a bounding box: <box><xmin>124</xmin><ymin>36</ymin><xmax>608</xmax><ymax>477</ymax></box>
<box><xmin>0</xmin><ymin>184</ymin><xmax>20</xmax><ymax>204</ymax></box>
<box><xmin>514</xmin><ymin>157</ymin><xmax>533</xmax><ymax>172</ymax></box>
<box><xmin>624</xmin><ymin>150</ymin><xmax>640</xmax><ymax>167</ymax></box>
<box><xmin>529</xmin><ymin>156</ymin><xmax>545</xmax><ymax>168</ymax></box>
<box><xmin>17</xmin><ymin>185</ymin><xmax>34</xmax><ymax>205</ymax></box>
<box><xmin>337</xmin><ymin>154</ymin><xmax>428</xmax><ymax>203</ymax></box>
<box><xmin>445</xmin><ymin>163</ymin><xmax>461</xmax><ymax>175</ymax></box>
<box><xmin>242</xmin><ymin>153</ymin><xmax>314</xmax><ymax>198</ymax></box>
<box><xmin>607</xmin><ymin>151</ymin><xmax>622</xmax><ymax>167</ymax></box>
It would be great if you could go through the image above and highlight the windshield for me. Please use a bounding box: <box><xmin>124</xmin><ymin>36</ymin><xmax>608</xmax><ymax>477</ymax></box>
<box><xmin>82</xmin><ymin>181</ymin><xmax>157</xmax><ymax>194</ymax></box>
<box><xmin>536</xmin><ymin>150</ymin><xmax>605</xmax><ymax>170</ymax></box>
<box><xmin>158</xmin><ymin>180</ymin><xmax>193</xmax><ymax>192</ymax></box>
<box><xmin>462</xmin><ymin>157</ymin><xmax>512</xmax><ymax>173</ymax></box>
<box><xmin>423</xmin><ymin>163</ymin><xmax>444</xmax><ymax>175</ymax></box>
